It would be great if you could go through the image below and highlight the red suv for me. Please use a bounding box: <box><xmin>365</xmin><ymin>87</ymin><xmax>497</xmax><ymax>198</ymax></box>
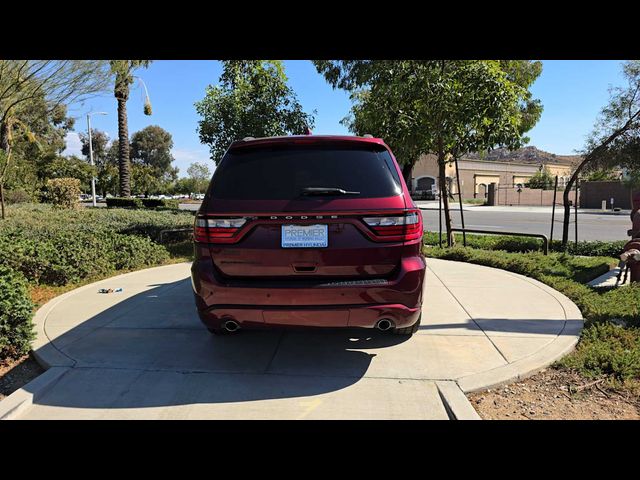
<box><xmin>190</xmin><ymin>135</ymin><xmax>425</xmax><ymax>335</ymax></box>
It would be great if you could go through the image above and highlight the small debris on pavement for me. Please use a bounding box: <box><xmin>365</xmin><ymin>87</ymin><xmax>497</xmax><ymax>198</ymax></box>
<box><xmin>98</xmin><ymin>287</ymin><xmax>123</xmax><ymax>294</ymax></box>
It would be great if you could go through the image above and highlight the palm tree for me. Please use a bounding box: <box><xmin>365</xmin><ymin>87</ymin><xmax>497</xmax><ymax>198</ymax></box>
<box><xmin>109</xmin><ymin>61</ymin><xmax>152</xmax><ymax>197</ymax></box>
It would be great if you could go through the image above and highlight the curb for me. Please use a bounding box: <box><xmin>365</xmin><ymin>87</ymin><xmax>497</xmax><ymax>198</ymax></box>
<box><xmin>0</xmin><ymin>367</ymin><xmax>70</xmax><ymax>420</ymax></box>
<box><xmin>455</xmin><ymin>268</ymin><xmax>584</xmax><ymax>393</ymax></box>
<box><xmin>436</xmin><ymin>381</ymin><xmax>481</xmax><ymax>420</ymax></box>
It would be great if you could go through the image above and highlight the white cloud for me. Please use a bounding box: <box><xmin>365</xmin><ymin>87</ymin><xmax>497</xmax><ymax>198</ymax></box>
<box><xmin>62</xmin><ymin>132</ymin><xmax>83</xmax><ymax>157</ymax></box>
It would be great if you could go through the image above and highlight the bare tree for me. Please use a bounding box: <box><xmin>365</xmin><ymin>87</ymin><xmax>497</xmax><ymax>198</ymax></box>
<box><xmin>561</xmin><ymin>61</ymin><xmax>640</xmax><ymax>245</ymax></box>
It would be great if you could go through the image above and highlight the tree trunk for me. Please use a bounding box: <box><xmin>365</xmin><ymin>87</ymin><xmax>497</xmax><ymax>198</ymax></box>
<box><xmin>402</xmin><ymin>163</ymin><xmax>413</xmax><ymax>193</ymax></box>
<box><xmin>438</xmin><ymin>151</ymin><xmax>454</xmax><ymax>247</ymax></box>
<box><xmin>0</xmin><ymin>183</ymin><xmax>5</xmax><ymax>220</ymax></box>
<box><xmin>117</xmin><ymin>96</ymin><xmax>131</xmax><ymax>198</ymax></box>
<box><xmin>0</xmin><ymin>121</ymin><xmax>10</xmax><ymax>220</ymax></box>
<box><xmin>561</xmin><ymin>153</ymin><xmax>594</xmax><ymax>245</ymax></box>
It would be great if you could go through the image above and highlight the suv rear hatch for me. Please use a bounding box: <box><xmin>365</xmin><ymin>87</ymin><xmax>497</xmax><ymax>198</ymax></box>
<box><xmin>195</xmin><ymin>138</ymin><xmax>420</xmax><ymax>281</ymax></box>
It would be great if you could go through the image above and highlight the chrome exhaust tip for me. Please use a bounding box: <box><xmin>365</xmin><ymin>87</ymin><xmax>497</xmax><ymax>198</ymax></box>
<box><xmin>223</xmin><ymin>320</ymin><xmax>240</xmax><ymax>332</ymax></box>
<box><xmin>376</xmin><ymin>319</ymin><xmax>394</xmax><ymax>331</ymax></box>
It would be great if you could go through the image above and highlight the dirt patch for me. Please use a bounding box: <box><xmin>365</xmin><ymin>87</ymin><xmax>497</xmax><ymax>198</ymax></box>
<box><xmin>0</xmin><ymin>355</ymin><xmax>44</xmax><ymax>401</ymax></box>
<box><xmin>468</xmin><ymin>368</ymin><xmax>640</xmax><ymax>420</ymax></box>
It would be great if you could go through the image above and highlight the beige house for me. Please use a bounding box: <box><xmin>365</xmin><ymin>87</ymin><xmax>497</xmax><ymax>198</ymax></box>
<box><xmin>410</xmin><ymin>147</ymin><xmax>578</xmax><ymax>200</ymax></box>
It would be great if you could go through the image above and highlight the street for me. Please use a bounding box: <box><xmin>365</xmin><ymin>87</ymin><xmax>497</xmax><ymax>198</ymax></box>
<box><xmin>419</xmin><ymin>207</ymin><xmax>630</xmax><ymax>242</ymax></box>
<box><xmin>178</xmin><ymin>202</ymin><xmax>632</xmax><ymax>242</ymax></box>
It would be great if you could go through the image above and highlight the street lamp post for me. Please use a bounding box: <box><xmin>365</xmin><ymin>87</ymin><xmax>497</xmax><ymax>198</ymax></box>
<box><xmin>86</xmin><ymin>112</ymin><xmax>108</xmax><ymax>207</ymax></box>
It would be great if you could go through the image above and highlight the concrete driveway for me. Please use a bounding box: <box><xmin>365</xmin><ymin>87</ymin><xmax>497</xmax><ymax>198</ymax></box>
<box><xmin>1</xmin><ymin>259</ymin><xmax>583</xmax><ymax>420</ymax></box>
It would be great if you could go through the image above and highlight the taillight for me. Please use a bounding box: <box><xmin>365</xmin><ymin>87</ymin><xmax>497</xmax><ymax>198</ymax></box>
<box><xmin>194</xmin><ymin>216</ymin><xmax>247</xmax><ymax>243</ymax></box>
<box><xmin>362</xmin><ymin>210</ymin><xmax>422</xmax><ymax>241</ymax></box>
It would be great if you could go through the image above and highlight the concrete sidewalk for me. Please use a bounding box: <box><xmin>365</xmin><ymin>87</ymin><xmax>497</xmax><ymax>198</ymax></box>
<box><xmin>1</xmin><ymin>259</ymin><xmax>583</xmax><ymax>420</ymax></box>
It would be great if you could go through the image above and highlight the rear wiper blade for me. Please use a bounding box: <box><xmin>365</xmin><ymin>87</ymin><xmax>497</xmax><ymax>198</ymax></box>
<box><xmin>300</xmin><ymin>187</ymin><xmax>361</xmax><ymax>196</ymax></box>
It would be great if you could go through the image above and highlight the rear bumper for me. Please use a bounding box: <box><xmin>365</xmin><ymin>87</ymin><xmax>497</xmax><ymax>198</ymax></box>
<box><xmin>191</xmin><ymin>254</ymin><xmax>425</xmax><ymax>330</ymax></box>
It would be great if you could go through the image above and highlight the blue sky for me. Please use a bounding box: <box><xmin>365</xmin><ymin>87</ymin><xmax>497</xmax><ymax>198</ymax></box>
<box><xmin>63</xmin><ymin>60</ymin><xmax>626</xmax><ymax>177</ymax></box>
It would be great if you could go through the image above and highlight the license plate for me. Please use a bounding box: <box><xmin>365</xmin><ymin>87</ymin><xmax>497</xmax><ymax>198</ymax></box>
<box><xmin>281</xmin><ymin>224</ymin><xmax>328</xmax><ymax>248</ymax></box>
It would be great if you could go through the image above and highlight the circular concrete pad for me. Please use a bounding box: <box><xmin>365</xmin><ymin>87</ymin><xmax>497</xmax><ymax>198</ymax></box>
<box><xmin>15</xmin><ymin>259</ymin><xmax>582</xmax><ymax>419</ymax></box>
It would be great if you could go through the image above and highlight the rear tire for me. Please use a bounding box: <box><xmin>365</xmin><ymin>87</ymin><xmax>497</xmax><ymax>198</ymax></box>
<box><xmin>392</xmin><ymin>314</ymin><xmax>421</xmax><ymax>336</ymax></box>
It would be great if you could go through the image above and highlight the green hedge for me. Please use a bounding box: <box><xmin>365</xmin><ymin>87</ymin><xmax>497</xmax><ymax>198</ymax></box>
<box><xmin>0</xmin><ymin>204</ymin><xmax>195</xmax><ymax>286</ymax></box>
<box><xmin>106</xmin><ymin>197</ymin><xmax>180</xmax><ymax>210</ymax></box>
<box><xmin>4</xmin><ymin>204</ymin><xmax>194</xmax><ymax>243</ymax></box>
<box><xmin>106</xmin><ymin>197</ymin><xmax>143</xmax><ymax>208</ymax></box>
<box><xmin>423</xmin><ymin>231</ymin><xmax>626</xmax><ymax>258</ymax></box>
<box><xmin>141</xmin><ymin>198</ymin><xmax>179</xmax><ymax>209</ymax></box>
<box><xmin>0</xmin><ymin>266</ymin><xmax>34</xmax><ymax>359</ymax></box>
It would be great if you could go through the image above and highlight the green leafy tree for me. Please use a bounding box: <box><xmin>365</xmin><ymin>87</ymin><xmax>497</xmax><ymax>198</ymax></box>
<box><xmin>42</xmin><ymin>155</ymin><xmax>95</xmax><ymax>192</ymax></box>
<box><xmin>195</xmin><ymin>60</ymin><xmax>315</xmax><ymax>163</ymax></box>
<box><xmin>130</xmin><ymin>125</ymin><xmax>177</xmax><ymax>183</ymax></box>
<box><xmin>109</xmin><ymin>60</ymin><xmax>152</xmax><ymax>197</ymax></box>
<box><xmin>79</xmin><ymin>129</ymin><xmax>114</xmax><ymax>196</ymax></box>
<box><xmin>186</xmin><ymin>162</ymin><xmax>211</xmax><ymax>193</ymax></box>
<box><xmin>561</xmin><ymin>61</ymin><xmax>640</xmax><ymax>245</ymax></box>
<box><xmin>0</xmin><ymin>60</ymin><xmax>109</xmax><ymax>217</ymax></box>
<box><xmin>525</xmin><ymin>166</ymin><xmax>555</xmax><ymax>189</ymax></box>
<box><xmin>315</xmin><ymin>60</ymin><xmax>542</xmax><ymax>245</ymax></box>
<box><xmin>171</xmin><ymin>177</ymin><xmax>195</xmax><ymax>195</ymax></box>
<box><xmin>4</xmin><ymin>94</ymin><xmax>76</xmax><ymax>198</ymax></box>
<box><xmin>584</xmin><ymin>168</ymin><xmax>620</xmax><ymax>181</ymax></box>
<box><xmin>131</xmin><ymin>163</ymin><xmax>162</xmax><ymax>197</ymax></box>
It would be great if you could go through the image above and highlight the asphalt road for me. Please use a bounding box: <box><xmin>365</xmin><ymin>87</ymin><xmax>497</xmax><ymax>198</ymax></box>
<box><xmin>178</xmin><ymin>203</ymin><xmax>631</xmax><ymax>242</ymax></box>
<box><xmin>420</xmin><ymin>208</ymin><xmax>631</xmax><ymax>242</ymax></box>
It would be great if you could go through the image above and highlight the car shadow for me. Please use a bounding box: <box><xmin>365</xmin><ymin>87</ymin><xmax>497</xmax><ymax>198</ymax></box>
<box><xmin>28</xmin><ymin>276</ymin><xmax>412</xmax><ymax>410</ymax></box>
<box><xmin>418</xmin><ymin>317</ymin><xmax>579</xmax><ymax>336</ymax></box>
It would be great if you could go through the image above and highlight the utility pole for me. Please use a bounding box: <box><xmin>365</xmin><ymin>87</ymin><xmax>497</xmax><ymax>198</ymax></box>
<box><xmin>86</xmin><ymin>112</ymin><xmax>108</xmax><ymax>206</ymax></box>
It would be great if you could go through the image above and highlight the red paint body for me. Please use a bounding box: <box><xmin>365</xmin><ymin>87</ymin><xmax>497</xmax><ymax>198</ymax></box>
<box><xmin>190</xmin><ymin>135</ymin><xmax>426</xmax><ymax>332</ymax></box>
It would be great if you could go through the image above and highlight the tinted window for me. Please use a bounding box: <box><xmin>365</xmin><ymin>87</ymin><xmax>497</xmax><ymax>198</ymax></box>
<box><xmin>209</xmin><ymin>144</ymin><xmax>402</xmax><ymax>200</ymax></box>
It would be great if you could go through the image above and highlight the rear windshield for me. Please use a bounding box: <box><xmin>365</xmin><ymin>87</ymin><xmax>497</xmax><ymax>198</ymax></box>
<box><xmin>209</xmin><ymin>143</ymin><xmax>402</xmax><ymax>200</ymax></box>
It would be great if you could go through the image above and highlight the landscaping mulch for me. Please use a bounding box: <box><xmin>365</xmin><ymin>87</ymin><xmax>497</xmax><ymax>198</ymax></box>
<box><xmin>0</xmin><ymin>355</ymin><xmax>44</xmax><ymax>401</ymax></box>
<box><xmin>468</xmin><ymin>368</ymin><xmax>640</xmax><ymax>420</ymax></box>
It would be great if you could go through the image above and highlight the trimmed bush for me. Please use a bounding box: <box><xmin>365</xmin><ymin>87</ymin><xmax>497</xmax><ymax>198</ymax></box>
<box><xmin>106</xmin><ymin>197</ymin><xmax>180</xmax><ymax>210</ymax></box>
<box><xmin>46</xmin><ymin>178</ymin><xmax>81</xmax><ymax>209</ymax></box>
<box><xmin>0</xmin><ymin>204</ymin><xmax>192</xmax><ymax>286</ymax></box>
<box><xmin>0</xmin><ymin>266</ymin><xmax>35</xmax><ymax>359</ymax></box>
<box><xmin>423</xmin><ymin>231</ymin><xmax>626</xmax><ymax>258</ymax></box>
<box><xmin>424</xmin><ymin>247</ymin><xmax>612</xmax><ymax>284</ymax></box>
<box><xmin>556</xmin><ymin>322</ymin><xmax>640</xmax><ymax>386</ymax></box>
<box><xmin>4</xmin><ymin>189</ymin><xmax>32</xmax><ymax>205</ymax></box>
<box><xmin>141</xmin><ymin>198</ymin><xmax>180</xmax><ymax>209</ymax></box>
<box><xmin>106</xmin><ymin>197</ymin><xmax>143</xmax><ymax>208</ymax></box>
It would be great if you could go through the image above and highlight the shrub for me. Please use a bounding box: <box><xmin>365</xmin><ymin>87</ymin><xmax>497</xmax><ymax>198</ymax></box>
<box><xmin>4</xmin><ymin>189</ymin><xmax>32</xmax><ymax>205</ymax></box>
<box><xmin>106</xmin><ymin>197</ymin><xmax>143</xmax><ymax>208</ymax></box>
<box><xmin>141</xmin><ymin>198</ymin><xmax>179</xmax><ymax>209</ymax></box>
<box><xmin>0</xmin><ymin>204</ymin><xmax>188</xmax><ymax>286</ymax></box>
<box><xmin>423</xmin><ymin>231</ymin><xmax>626</xmax><ymax>258</ymax></box>
<box><xmin>0</xmin><ymin>266</ymin><xmax>35</xmax><ymax>359</ymax></box>
<box><xmin>0</xmin><ymin>228</ymin><xmax>169</xmax><ymax>286</ymax></box>
<box><xmin>424</xmin><ymin>247</ymin><xmax>612</xmax><ymax>284</ymax></box>
<box><xmin>45</xmin><ymin>178</ymin><xmax>81</xmax><ymax>209</ymax></box>
<box><xmin>556</xmin><ymin>322</ymin><xmax>640</xmax><ymax>386</ymax></box>
<box><xmin>106</xmin><ymin>197</ymin><xmax>180</xmax><ymax>210</ymax></box>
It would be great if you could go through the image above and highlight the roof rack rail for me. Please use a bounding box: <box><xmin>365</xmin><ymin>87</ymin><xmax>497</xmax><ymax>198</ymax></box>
<box><xmin>362</xmin><ymin>134</ymin><xmax>373</xmax><ymax>138</ymax></box>
<box><xmin>242</xmin><ymin>136</ymin><xmax>255</xmax><ymax>141</ymax></box>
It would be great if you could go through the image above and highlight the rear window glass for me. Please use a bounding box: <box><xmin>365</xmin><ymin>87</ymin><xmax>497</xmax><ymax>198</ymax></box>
<box><xmin>209</xmin><ymin>144</ymin><xmax>402</xmax><ymax>200</ymax></box>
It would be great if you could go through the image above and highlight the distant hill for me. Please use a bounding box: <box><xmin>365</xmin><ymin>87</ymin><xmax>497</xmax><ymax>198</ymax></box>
<box><xmin>464</xmin><ymin>146</ymin><xmax>581</xmax><ymax>166</ymax></box>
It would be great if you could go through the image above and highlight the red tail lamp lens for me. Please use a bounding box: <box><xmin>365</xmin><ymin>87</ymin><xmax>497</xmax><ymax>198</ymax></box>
<box><xmin>362</xmin><ymin>211</ymin><xmax>422</xmax><ymax>240</ymax></box>
<box><xmin>194</xmin><ymin>217</ymin><xmax>247</xmax><ymax>243</ymax></box>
